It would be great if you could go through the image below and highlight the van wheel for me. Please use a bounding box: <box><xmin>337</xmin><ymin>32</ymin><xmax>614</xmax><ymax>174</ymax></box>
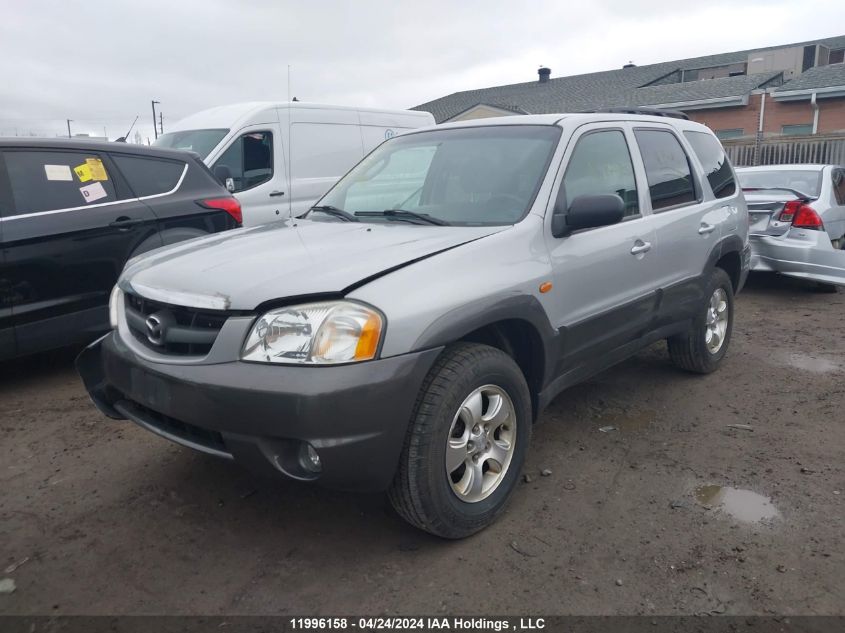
<box><xmin>667</xmin><ymin>268</ymin><xmax>734</xmax><ymax>374</ymax></box>
<box><xmin>388</xmin><ymin>343</ymin><xmax>531</xmax><ymax>539</ymax></box>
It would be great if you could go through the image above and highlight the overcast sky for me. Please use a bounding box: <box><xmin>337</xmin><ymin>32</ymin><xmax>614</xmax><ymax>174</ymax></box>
<box><xmin>0</xmin><ymin>0</ymin><xmax>840</xmax><ymax>141</ymax></box>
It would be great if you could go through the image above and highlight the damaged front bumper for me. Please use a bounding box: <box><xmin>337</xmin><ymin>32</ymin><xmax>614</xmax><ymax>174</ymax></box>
<box><xmin>749</xmin><ymin>228</ymin><xmax>845</xmax><ymax>287</ymax></box>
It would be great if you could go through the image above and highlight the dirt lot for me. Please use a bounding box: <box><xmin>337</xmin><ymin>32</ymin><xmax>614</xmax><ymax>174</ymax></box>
<box><xmin>1</xmin><ymin>273</ymin><xmax>843</xmax><ymax>616</ymax></box>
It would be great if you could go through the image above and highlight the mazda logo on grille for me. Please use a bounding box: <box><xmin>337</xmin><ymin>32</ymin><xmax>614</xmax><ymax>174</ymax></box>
<box><xmin>145</xmin><ymin>314</ymin><xmax>166</xmax><ymax>346</ymax></box>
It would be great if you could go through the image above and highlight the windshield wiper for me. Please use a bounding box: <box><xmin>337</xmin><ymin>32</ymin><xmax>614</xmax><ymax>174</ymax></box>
<box><xmin>307</xmin><ymin>205</ymin><xmax>359</xmax><ymax>222</ymax></box>
<box><xmin>355</xmin><ymin>209</ymin><xmax>450</xmax><ymax>226</ymax></box>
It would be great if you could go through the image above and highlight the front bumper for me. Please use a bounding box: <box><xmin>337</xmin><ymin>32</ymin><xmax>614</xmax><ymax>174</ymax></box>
<box><xmin>77</xmin><ymin>331</ymin><xmax>442</xmax><ymax>491</ymax></box>
<box><xmin>749</xmin><ymin>229</ymin><xmax>845</xmax><ymax>287</ymax></box>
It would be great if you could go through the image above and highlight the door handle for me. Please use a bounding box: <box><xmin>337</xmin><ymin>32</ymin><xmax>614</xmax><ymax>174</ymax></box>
<box><xmin>630</xmin><ymin>241</ymin><xmax>652</xmax><ymax>255</ymax></box>
<box><xmin>698</xmin><ymin>223</ymin><xmax>716</xmax><ymax>235</ymax></box>
<box><xmin>269</xmin><ymin>190</ymin><xmax>285</xmax><ymax>197</ymax></box>
<box><xmin>109</xmin><ymin>217</ymin><xmax>144</xmax><ymax>229</ymax></box>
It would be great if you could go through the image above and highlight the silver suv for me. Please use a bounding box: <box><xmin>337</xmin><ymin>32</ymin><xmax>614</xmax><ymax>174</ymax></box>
<box><xmin>78</xmin><ymin>112</ymin><xmax>750</xmax><ymax>538</ymax></box>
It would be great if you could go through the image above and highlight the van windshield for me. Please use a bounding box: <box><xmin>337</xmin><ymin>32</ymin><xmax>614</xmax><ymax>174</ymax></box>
<box><xmin>154</xmin><ymin>129</ymin><xmax>229</xmax><ymax>160</ymax></box>
<box><xmin>313</xmin><ymin>125</ymin><xmax>561</xmax><ymax>226</ymax></box>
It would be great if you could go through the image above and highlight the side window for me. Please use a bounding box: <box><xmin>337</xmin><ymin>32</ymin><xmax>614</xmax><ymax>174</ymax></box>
<box><xmin>634</xmin><ymin>129</ymin><xmax>696</xmax><ymax>211</ymax></box>
<box><xmin>832</xmin><ymin>169</ymin><xmax>845</xmax><ymax>206</ymax></box>
<box><xmin>212</xmin><ymin>131</ymin><xmax>273</xmax><ymax>192</ymax></box>
<box><xmin>562</xmin><ymin>129</ymin><xmax>639</xmax><ymax>217</ymax></box>
<box><xmin>111</xmin><ymin>154</ymin><xmax>185</xmax><ymax>197</ymax></box>
<box><xmin>683</xmin><ymin>131</ymin><xmax>737</xmax><ymax>199</ymax></box>
<box><xmin>4</xmin><ymin>150</ymin><xmax>118</xmax><ymax>215</ymax></box>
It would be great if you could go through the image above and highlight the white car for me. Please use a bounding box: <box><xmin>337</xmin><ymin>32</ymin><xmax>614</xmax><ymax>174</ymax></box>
<box><xmin>737</xmin><ymin>164</ymin><xmax>845</xmax><ymax>289</ymax></box>
<box><xmin>156</xmin><ymin>102</ymin><xmax>434</xmax><ymax>226</ymax></box>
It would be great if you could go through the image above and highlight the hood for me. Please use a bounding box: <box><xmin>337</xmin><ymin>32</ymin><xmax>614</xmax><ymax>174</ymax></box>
<box><xmin>122</xmin><ymin>220</ymin><xmax>508</xmax><ymax>310</ymax></box>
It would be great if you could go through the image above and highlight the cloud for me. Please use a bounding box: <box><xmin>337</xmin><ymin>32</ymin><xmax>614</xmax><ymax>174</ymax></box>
<box><xmin>0</xmin><ymin>0</ymin><xmax>839</xmax><ymax>140</ymax></box>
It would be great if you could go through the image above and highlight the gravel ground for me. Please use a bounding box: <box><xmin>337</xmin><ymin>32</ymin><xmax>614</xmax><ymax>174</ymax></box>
<box><xmin>1</xmin><ymin>273</ymin><xmax>843</xmax><ymax>616</ymax></box>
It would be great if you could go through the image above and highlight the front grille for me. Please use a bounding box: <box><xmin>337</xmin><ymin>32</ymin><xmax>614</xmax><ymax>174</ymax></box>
<box><xmin>125</xmin><ymin>293</ymin><xmax>229</xmax><ymax>356</ymax></box>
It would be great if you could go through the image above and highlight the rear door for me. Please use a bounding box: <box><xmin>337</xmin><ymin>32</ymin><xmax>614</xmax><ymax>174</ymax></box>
<box><xmin>545</xmin><ymin>123</ymin><xmax>660</xmax><ymax>371</ymax></box>
<box><xmin>1</xmin><ymin>147</ymin><xmax>159</xmax><ymax>355</ymax></box>
<box><xmin>110</xmin><ymin>152</ymin><xmax>236</xmax><ymax>246</ymax></box>
<box><xmin>631</xmin><ymin>126</ymin><xmax>730</xmax><ymax>327</ymax></box>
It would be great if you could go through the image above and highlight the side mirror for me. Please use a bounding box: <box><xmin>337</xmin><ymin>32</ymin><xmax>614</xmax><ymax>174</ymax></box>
<box><xmin>213</xmin><ymin>165</ymin><xmax>235</xmax><ymax>193</ymax></box>
<box><xmin>552</xmin><ymin>194</ymin><xmax>625</xmax><ymax>237</ymax></box>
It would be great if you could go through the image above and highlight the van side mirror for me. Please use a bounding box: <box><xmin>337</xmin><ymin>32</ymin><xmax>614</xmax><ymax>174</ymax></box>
<box><xmin>552</xmin><ymin>194</ymin><xmax>625</xmax><ymax>237</ymax></box>
<box><xmin>213</xmin><ymin>165</ymin><xmax>235</xmax><ymax>193</ymax></box>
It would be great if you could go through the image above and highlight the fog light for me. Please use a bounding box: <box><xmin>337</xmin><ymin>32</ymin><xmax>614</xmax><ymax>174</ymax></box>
<box><xmin>299</xmin><ymin>442</ymin><xmax>322</xmax><ymax>473</ymax></box>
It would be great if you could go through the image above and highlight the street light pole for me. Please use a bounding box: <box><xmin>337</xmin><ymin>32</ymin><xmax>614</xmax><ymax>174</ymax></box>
<box><xmin>151</xmin><ymin>100</ymin><xmax>160</xmax><ymax>139</ymax></box>
<box><xmin>66</xmin><ymin>119</ymin><xmax>72</xmax><ymax>138</ymax></box>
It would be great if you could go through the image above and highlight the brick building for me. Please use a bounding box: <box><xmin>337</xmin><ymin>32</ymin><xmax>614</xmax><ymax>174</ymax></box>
<box><xmin>413</xmin><ymin>36</ymin><xmax>845</xmax><ymax>143</ymax></box>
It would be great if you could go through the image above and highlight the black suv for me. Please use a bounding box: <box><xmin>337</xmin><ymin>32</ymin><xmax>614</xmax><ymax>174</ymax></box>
<box><xmin>0</xmin><ymin>139</ymin><xmax>241</xmax><ymax>360</ymax></box>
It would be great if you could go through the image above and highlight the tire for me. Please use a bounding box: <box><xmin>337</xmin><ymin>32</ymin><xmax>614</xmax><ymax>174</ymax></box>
<box><xmin>667</xmin><ymin>267</ymin><xmax>734</xmax><ymax>374</ymax></box>
<box><xmin>388</xmin><ymin>343</ymin><xmax>532</xmax><ymax>539</ymax></box>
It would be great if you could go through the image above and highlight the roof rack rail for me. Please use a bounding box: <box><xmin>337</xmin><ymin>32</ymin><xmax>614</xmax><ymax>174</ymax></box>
<box><xmin>589</xmin><ymin>107</ymin><xmax>690</xmax><ymax>120</ymax></box>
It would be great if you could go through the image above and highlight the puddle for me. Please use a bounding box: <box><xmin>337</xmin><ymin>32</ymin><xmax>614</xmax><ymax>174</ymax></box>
<box><xmin>694</xmin><ymin>485</ymin><xmax>780</xmax><ymax>523</ymax></box>
<box><xmin>780</xmin><ymin>353</ymin><xmax>841</xmax><ymax>374</ymax></box>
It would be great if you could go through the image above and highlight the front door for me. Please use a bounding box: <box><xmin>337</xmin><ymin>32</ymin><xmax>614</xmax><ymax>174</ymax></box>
<box><xmin>544</xmin><ymin>123</ymin><xmax>661</xmax><ymax>376</ymax></box>
<box><xmin>1</xmin><ymin>147</ymin><xmax>159</xmax><ymax>355</ymax></box>
<box><xmin>209</xmin><ymin>125</ymin><xmax>285</xmax><ymax>226</ymax></box>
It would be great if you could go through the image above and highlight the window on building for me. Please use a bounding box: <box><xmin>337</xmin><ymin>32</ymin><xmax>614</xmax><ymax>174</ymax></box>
<box><xmin>829</xmin><ymin>48</ymin><xmax>844</xmax><ymax>65</ymax></box>
<box><xmin>634</xmin><ymin>129</ymin><xmax>697</xmax><ymax>211</ymax></box>
<box><xmin>781</xmin><ymin>124</ymin><xmax>813</xmax><ymax>136</ymax></box>
<box><xmin>715</xmin><ymin>128</ymin><xmax>744</xmax><ymax>140</ymax></box>
<box><xmin>4</xmin><ymin>150</ymin><xmax>119</xmax><ymax>215</ymax></box>
<box><xmin>212</xmin><ymin>131</ymin><xmax>273</xmax><ymax>192</ymax></box>
<box><xmin>684</xmin><ymin>131</ymin><xmax>737</xmax><ymax>199</ymax></box>
<box><xmin>562</xmin><ymin>129</ymin><xmax>639</xmax><ymax>217</ymax></box>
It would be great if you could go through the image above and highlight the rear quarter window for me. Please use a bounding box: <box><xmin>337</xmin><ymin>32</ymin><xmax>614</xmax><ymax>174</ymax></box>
<box><xmin>3</xmin><ymin>149</ymin><xmax>118</xmax><ymax>215</ymax></box>
<box><xmin>683</xmin><ymin>131</ymin><xmax>737</xmax><ymax>199</ymax></box>
<box><xmin>111</xmin><ymin>154</ymin><xmax>185</xmax><ymax>197</ymax></box>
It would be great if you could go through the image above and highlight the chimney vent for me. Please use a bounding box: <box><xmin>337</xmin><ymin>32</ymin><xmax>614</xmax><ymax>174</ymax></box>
<box><xmin>623</xmin><ymin>61</ymin><xmax>636</xmax><ymax>69</ymax></box>
<box><xmin>538</xmin><ymin>67</ymin><xmax>551</xmax><ymax>83</ymax></box>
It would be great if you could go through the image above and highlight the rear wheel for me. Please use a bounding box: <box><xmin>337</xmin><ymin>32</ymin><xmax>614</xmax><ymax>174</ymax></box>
<box><xmin>668</xmin><ymin>268</ymin><xmax>734</xmax><ymax>374</ymax></box>
<box><xmin>388</xmin><ymin>343</ymin><xmax>531</xmax><ymax>538</ymax></box>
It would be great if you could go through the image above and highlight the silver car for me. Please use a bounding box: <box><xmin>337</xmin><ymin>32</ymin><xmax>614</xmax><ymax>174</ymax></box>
<box><xmin>78</xmin><ymin>112</ymin><xmax>749</xmax><ymax>538</ymax></box>
<box><xmin>737</xmin><ymin>164</ymin><xmax>845</xmax><ymax>289</ymax></box>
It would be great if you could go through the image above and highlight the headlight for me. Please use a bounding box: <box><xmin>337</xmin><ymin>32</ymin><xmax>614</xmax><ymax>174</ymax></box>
<box><xmin>241</xmin><ymin>301</ymin><xmax>384</xmax><ymax>365</ymax></box>
<box><xmin>109</xmin><ymin>286</ymin><xmax>122</xmax><ymax>329</ymax></box>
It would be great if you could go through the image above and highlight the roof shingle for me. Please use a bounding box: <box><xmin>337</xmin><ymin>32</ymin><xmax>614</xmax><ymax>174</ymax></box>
<box><xmin>413</xmin><ymin>36</ymin><xmax>845</xmax><ymax>122</ymax></box>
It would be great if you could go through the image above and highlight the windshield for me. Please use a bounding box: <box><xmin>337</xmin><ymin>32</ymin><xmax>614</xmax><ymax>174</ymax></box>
<box><xmin>313</xmin><ymin>125</ymin><xmax>561</xmax><ymax>226</ymax></box>
<box><xmin>738</xmin><ymin>169</ymin><xmax>823</xmax><ymax>198</ymax></box>
<box><xmin>154</xmin><ymin>128</ymin><xmax>229</xmax><ymax>160</ymax></box>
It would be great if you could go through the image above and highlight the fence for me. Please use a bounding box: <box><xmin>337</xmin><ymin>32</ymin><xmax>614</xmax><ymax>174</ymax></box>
<box><xmin>723</xmin><ymin>134</ymin><xmax>845</xmax><ymax>167</ymax></box>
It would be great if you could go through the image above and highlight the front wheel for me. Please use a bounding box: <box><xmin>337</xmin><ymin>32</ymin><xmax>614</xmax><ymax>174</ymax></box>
<box><xmin>388</xmin><ymin>343</ymin><xmax>532</xmax><ymax>538</ymax></box>
<box><xmin>667</xmin><ymin>268</ymin><xmax>734</xmax><ymax>374</ymax></box>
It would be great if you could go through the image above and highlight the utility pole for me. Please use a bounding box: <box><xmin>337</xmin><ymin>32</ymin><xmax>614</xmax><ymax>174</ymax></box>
<box><xmin>158</xmin><ymin>111</ymin><xmax>164</xmax><ymax>136</ymax></box>
<box><xmin>66</xmin><ymin>119</ymin><xmax>72</xmax><ymax>138</ymax></box>
<box><xmin>151</xmin><ymin>100</ymin><xmax>160</xmax><ymax>139</ymax></box>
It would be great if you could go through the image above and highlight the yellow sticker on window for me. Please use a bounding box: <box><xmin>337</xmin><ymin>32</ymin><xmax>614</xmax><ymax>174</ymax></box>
<box><xmin>74</xmin><ymin>163</ymin><xmax>93</xmax><ymax>182</ymax></box>
<box><xmin>86</xmin><ymin>158</ymin><xmax>108</xmax><ymax>181</ymax></box>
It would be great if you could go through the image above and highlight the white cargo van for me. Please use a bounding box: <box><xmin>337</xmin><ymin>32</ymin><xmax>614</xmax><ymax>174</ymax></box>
<box><xmin>155</xmin><ymin>102</ymin><xmax>435</xmax><ymax>226</ymax></box>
